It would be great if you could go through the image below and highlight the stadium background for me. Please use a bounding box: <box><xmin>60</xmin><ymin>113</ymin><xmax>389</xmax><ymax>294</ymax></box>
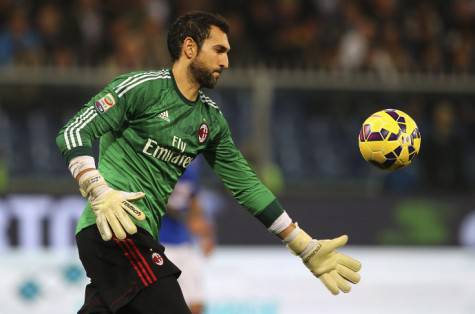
<box><xmin>0</xmin><ymin>0</ymin><xmax>474</xmax><ymax>313</ymax></box>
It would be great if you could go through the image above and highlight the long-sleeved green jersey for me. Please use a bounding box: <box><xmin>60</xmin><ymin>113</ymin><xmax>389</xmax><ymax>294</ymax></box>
<box><xmin>56</xmin><ymin>69</ymin><xmax>284</xmax><ymax>239</ymax></box>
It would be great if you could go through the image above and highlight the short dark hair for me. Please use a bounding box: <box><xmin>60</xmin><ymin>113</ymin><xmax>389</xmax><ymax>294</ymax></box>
<box><xmin>167</xmin><ymin>11</ymin><xmax>229</xmax><ymax>62</ymax></box>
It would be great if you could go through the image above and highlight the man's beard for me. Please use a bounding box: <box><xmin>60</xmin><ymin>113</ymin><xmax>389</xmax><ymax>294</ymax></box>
<box><xmin>189</xmin><ymin>58</ymin><xmax>219</xmax><ymax>89</ymax></box>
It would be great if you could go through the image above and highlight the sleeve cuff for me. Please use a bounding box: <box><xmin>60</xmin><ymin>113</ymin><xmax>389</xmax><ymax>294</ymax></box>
<box><xmin>255</xmin><ymin>199</ymin><xmax>285</xmax><ymax>228</ymax></box>
<box><xmin>63</xmin><ymin>147</ymin><xmax>94</xmax><ymax>164</ymax></box>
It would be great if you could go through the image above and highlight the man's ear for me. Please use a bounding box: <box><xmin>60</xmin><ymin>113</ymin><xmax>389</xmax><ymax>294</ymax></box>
<box><xmin>183</xmin><ymin>37</ymin><xmax>197</xmax><ymax>59</ymax></box>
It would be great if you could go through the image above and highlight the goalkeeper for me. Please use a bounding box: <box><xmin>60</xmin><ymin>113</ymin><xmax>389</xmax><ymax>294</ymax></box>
<box><xmin>56</xmin><ymin>11</ymin><xmax>361</xmax><ymax>314</ymax></box>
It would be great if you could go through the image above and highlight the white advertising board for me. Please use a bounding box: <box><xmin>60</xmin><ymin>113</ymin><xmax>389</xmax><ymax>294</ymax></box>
<box><xmin>1</xmin><ymin>247</ymin><xmax>474</xmax><ymax>314</ymax></box>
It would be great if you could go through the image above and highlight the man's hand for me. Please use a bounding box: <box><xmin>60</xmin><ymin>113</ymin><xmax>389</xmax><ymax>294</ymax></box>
<box><xmin>79</xmin><ymin>170</ymin><xmax>146</xmax><ymax>241</ymax></box>
<box><xmin>283</xmin><ymin>226</ymin><xmax>361</xmax><ymax>295</ymax></box>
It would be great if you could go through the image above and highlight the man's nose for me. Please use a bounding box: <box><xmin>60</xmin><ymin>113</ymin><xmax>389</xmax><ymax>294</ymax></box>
<box><xmin>219</xmin><ymin>54</ymin><xmax>229</xmax><ymax>69</ymax></box>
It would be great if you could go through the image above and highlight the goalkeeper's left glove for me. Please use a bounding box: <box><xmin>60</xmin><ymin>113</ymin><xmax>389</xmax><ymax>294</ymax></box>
<box><xmin>283</xmin><ymin>226</ymin><xmax>361</xmax><ymax>295</ymax></box>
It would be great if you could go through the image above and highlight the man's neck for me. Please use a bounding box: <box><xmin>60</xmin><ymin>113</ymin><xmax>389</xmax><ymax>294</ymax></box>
<box><xmin>172</xmin><ymin>62</ymin><xmax>200</xmax><ymax>102</ymax></box>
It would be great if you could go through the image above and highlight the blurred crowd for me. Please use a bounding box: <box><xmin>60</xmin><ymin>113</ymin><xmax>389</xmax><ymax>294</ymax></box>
<box><xmin>1</xmin><ymin>0</ymin><xmax>475</xmax><ymax>73</ymax></box>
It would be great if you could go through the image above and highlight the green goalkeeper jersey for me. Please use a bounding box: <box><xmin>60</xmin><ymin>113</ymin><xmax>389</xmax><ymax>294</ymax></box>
<box><xmin>56</xmin><ymin>69</ymin><xmax>283</xmax><ymax>239</ymax></box>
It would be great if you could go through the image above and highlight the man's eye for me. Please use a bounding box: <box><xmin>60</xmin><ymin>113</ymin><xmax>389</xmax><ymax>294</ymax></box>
<box><xmin>215</xmin><ymin>47</ymin><xmax>227</xmax><ymax>53</ymax></box>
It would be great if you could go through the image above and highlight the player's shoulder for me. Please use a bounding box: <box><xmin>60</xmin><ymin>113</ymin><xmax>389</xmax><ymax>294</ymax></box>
<box><xmin>109</xmin><ymin>69</ymin><xmax>172</xmax><ymax>98</ymax></box>
<box><xmin>198</xmin><ymin>90</ymin><xmax>221</xmax><ymax>113</ymax></box>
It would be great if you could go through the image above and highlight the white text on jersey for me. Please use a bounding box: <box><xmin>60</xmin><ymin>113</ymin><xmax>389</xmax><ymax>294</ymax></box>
<box><xmin>142</xmin><ymin>138</ymin><xmax>193</xmax><ymax>168</ymax></box>
<box><xmin>172</xmin><ymin>136</ymin><xmax>187</xmax><ymax>152</ymax></box>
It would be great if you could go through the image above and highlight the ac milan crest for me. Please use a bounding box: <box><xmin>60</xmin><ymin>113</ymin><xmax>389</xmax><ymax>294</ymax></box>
<box><xmin>198</xmin><ymin>123</ymin><xmax>209</xmax><ymax>143</ymax></box>
<box><xmin>151</xmin><ymin>252</ymin><xmax>164</xmax><ymax>266</ymax></box>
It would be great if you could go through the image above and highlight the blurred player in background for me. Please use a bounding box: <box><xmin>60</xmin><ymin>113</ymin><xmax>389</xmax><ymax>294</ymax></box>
<box><xmin>160</xmin><ymin>159</ymin><xmax>214</xmax><ymax>314</ymax></box>
<box><xmin>56</xmin><ymin>11</ymin><xmax>361</xmax><ymax>314</ymax></box>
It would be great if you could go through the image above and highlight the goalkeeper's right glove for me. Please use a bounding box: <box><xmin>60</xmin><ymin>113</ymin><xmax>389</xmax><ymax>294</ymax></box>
<box><xmin>79</xmin><ymin>170</ymin><xmax>146</xmax><ymax>241</ymax></box>
<box><xmin>283</xmin><ymin>226</ymin><xmax>361</xmax><ymax>295</ymax></box>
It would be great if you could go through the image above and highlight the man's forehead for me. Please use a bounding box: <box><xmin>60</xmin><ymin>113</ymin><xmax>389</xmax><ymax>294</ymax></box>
<box><xmin>206</xmin><ymin>25</ymin><xmax>230</xmax><ymax>50</ymax></box>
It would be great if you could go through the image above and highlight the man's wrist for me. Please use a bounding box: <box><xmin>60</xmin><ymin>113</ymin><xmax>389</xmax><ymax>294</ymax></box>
<box><xmin>269</xmin><ymin>211</ymin><xmax>293</xmax><ymax>235</ymax></box>
<box><xmin>69</xmin><ymin>156</ymin><xmax>96</xmax><ymax>179</ymax></box>
<box><xmin>278</xmin><ymin>222</ymin><xmax>296</xmax><ymax>240</ymax></box>
<box><xmin>68</xmin><ymin>155</ymin><xmax>106</xmax><ymax>198</ymax></box>
<box><xmin>281</xmin><ymin>224</ymin><xmax>300</xmax><ymax>242</ymax></box>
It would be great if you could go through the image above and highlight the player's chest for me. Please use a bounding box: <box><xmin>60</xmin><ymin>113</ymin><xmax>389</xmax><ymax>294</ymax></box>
<box><xmin>131</xmin><ymin>103</ymin><xmax>215</xmax><ymax>156</ymax></box>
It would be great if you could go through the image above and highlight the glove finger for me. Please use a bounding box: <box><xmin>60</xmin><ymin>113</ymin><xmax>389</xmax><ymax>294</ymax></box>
<box><xmin>96</xmin><ymin>215</ymin><xmax>112</xmax><ymax>241</ymax></box>
<box><xmin>330</xmin><ymin>235</ymin><xmax>348</xmax><ymax>250</ymax></box>
<box><xmin>121</xmin><ymin>201</ymin><xmax>146</xmax><ymax>221</ymax></box>
<box><xmin>123</xmin><ymin>191</ymin><xmax>145</xmax><ymax>202</ymax></box>
<box><xmin>320</xmin><ymin>235</ymin><xmax>349</xmax><ymax>254</ymax></box>
<box><xmin>115</xmin><ymin>209</ymin><xmax>138</xmax><ymax>235</ymax></box>
<box><xmin>105</xmin><ymin>211</ymin><xmax>127</xmax><ymax>240</ymax></box>
<box><xmin>337</xmin><ymin>264</ymin><xmax>361</xmax><ymax>284</ymax></box>
<box><xmin>319</xmin><ymin>273</ymin><xmax>339</xmax><ymax>295</ymax></box>
<box><xmin>338</xmin><ymin>253</ymin><xmax>362</xmax><ymax>272</ymax></box>
<box><xmin>333</xmin><ymin>271</ymin><xmax>351</xmax><ymax>293</ymax></box>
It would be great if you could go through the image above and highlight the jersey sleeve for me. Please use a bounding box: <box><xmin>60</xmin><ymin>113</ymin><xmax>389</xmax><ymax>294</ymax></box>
<box><xmin>56</xmin><ymin>75</ymin><xmax>144</xmax><ymax>163</ymax></box>
<box><xmin>203</xmin><ymin>117</ymin><xmax>284</xmax><ymax>227</ymax></box>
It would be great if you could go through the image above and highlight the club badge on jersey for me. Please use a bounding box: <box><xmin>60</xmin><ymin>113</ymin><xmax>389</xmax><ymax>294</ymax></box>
<box><xmin>198</xmin><ymin>123</ymin><xmax>209</xmax><ymax>143</ymax></box>
<box><xmin>95</xmin><ymin>93</ymin><xmax>116</xmax><ymax>113</ymax></box>
<box><xmin>151</xmin><ymin>252</ymin><xmax>164</xmax><ymax>266</ymax></box>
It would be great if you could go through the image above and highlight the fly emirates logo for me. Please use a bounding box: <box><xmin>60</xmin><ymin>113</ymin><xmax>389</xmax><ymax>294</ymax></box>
<box><xmin>142</xmin><ymin>136</ymin><xmax>193</xmax><ymax>168</ymax></box>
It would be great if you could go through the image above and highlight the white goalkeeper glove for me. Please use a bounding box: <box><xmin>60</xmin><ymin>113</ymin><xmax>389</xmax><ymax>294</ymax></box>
<box><xmin>79</xmin><ymin>170</ymin><xmax>146</xmax><ymax>241</ymax></box>
<box><xmin>284</xmin><ymin>226</ymin><xmax>361</xmax><ymax>295</ymax></box>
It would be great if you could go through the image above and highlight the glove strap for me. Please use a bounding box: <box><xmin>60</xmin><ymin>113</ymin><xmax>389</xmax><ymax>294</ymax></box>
<box><xmin>78</xmin><ymin>170</ymin><xmax>110</xmax><ymax>201</ymax></box>
<box><xmin>300</xmin><ymin>239</ymin><xmax>321</xmax><ymax>262</ymax></box>
<box><xmin>283</xmin><ymin>225</ymin><xmax>321</xmax><ymax>258</ymax></box>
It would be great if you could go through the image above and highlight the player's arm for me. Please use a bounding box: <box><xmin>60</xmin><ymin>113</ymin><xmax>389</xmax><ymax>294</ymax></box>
<box><xmin>203</xmin><ymin>118</ymin><xmax>361</xmax><ymax>295</ymax></box>
<box><xmin>56</xmin><ymin>77</ymin><xmax>146</xmax><ymax>241</ymax></box>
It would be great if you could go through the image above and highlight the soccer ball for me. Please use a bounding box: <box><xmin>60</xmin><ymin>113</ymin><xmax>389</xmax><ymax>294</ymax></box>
<box><xmin>358</xmin><ymin>109</ymin><xmax>421</xmax><ymax>170</ymax></box>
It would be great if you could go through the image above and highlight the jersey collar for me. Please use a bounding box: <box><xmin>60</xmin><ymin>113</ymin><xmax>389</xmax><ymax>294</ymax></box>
<box><xmin>170</xmin><ymin>68</ymin><xmax>200</xmax><ymax>106</ymax></box>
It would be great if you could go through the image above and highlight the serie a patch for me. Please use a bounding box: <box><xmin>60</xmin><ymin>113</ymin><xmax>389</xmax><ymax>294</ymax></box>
<box><xmin>95</xmin><ymin>93</ymin><xmax>116</xmax><ymax>113</ymax></box>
